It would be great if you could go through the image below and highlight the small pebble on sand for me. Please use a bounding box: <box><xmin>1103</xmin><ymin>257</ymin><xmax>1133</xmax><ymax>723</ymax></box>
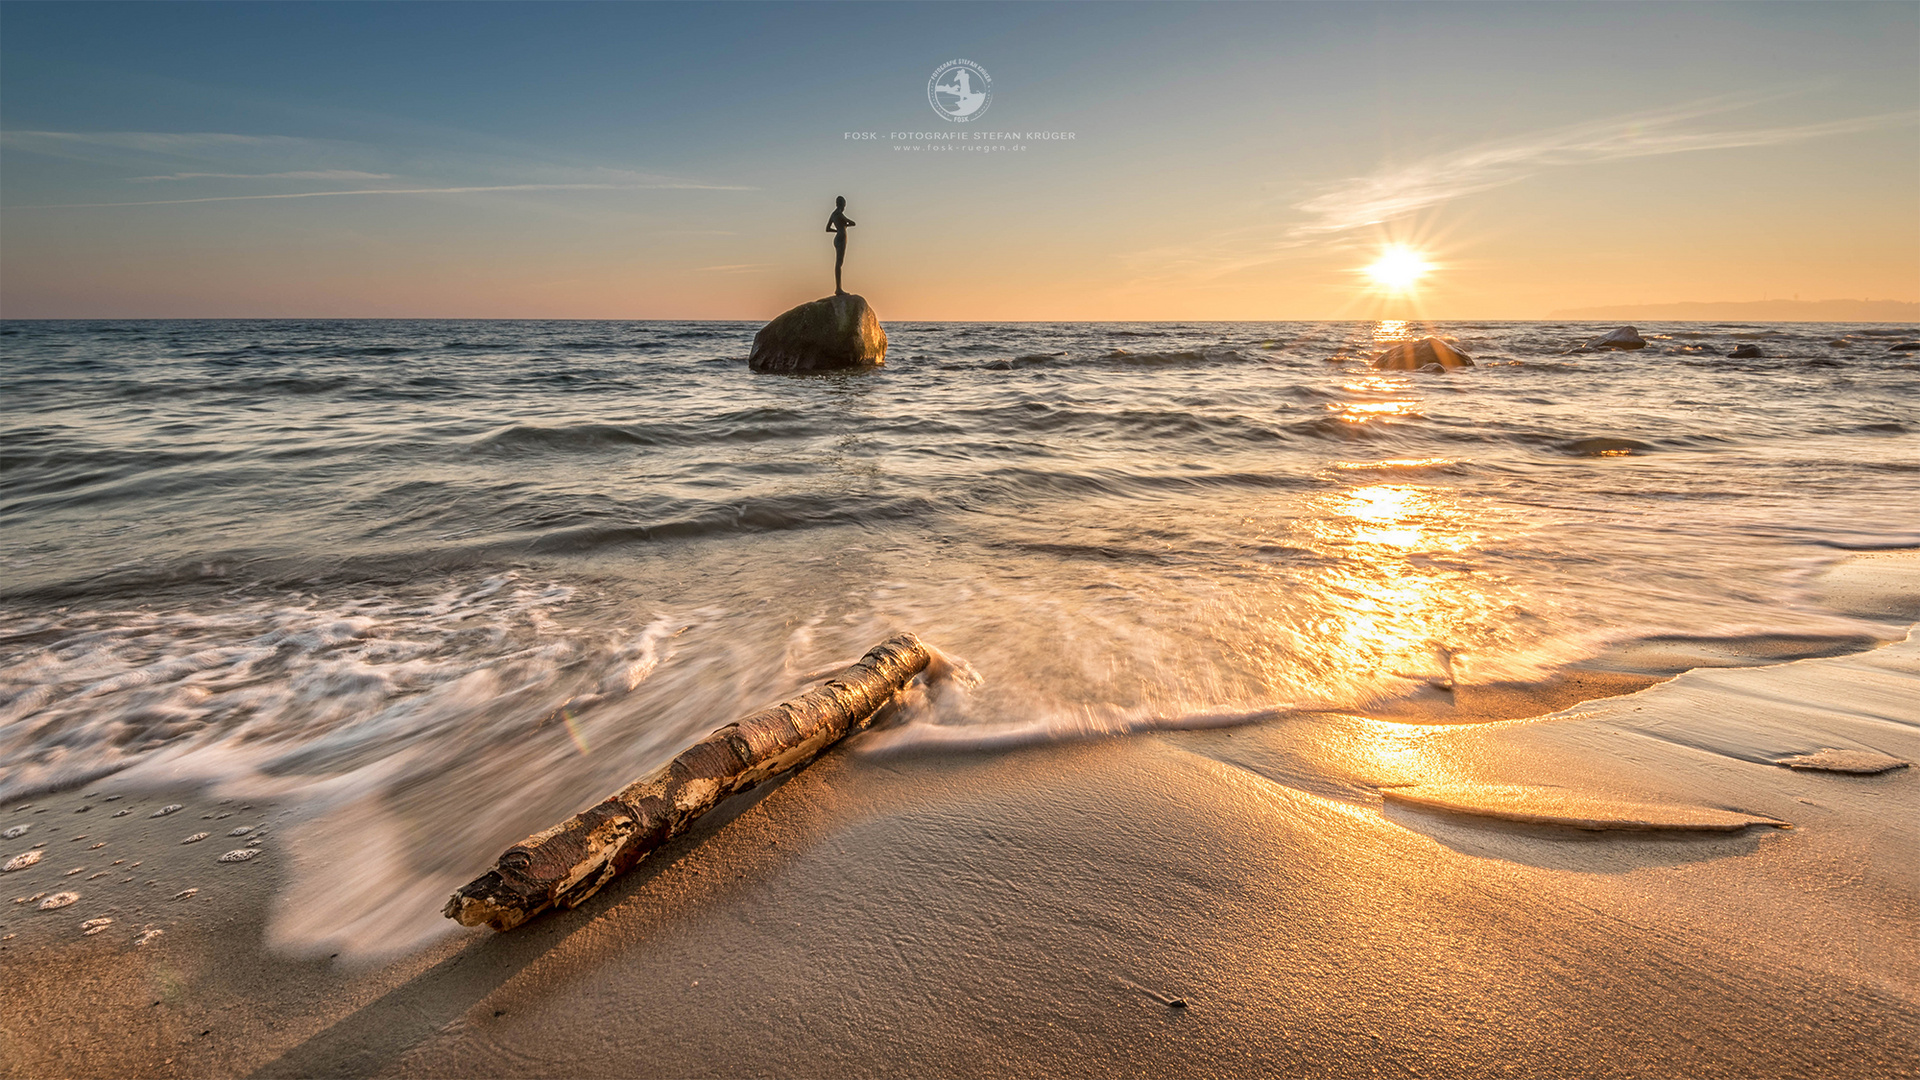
<box><xmin>2</xmin><ymin>825</ymin><xmax>27</xmax><ymax>840</ymax></box>
<box><xmin>88</xmin><ymin>842</ymin><xmax>104</xmax><ymax>850</ymax></box>
<box><xmin>181</xmin><ymin>833</ymin><xmax>210</xmax><ymax>845</ymax></box>
<box><xmin>135</xmin><ymin>929</ymin><xmax>163</xmax><ymax>946</ymax></box>
<box><xmin>173</xmin><ymin>888</ymin><xmax>198</xmax><ymax>901</ymax></box>
<box><xmin>228</xmin><ymin>826</ymin><xmax>254</xmax><ymax>837</ymax></box>
<box><xmin>2</xmin><ymin>851</ymin><xmax>41</xmax><ymax>872</ymax></box>
<box><xmin>64</xmin><ymin>867</ymin><xmax>84</xmax><ymax>876</ymax></box>
<box><xmin>104</xmin><ymin>796</ymin><xmax>121</xmax><ymax>802</ymax></box>
<box><xmin>150</xmin><ymin>805</ymin><xmax>183</xmax><ymax>818</ymax></box>
<box><xmin>39</xmin><ymin>892</ymin><xmax>79</xmax><ymax>910</ymax></box>
<box><xmin>111</xmin><ymin>810</ymin><xmax>131</xmax><ymax>818</ymax></box>
<box><xmin>218</xmin><ymin>849</ymin><xmax>259</xmax><ymax>863</ymax></box>
<box><xmin>88</xmin><ymin>872</ymin><xmax>108</xmax><ymax>880</ymax></box>
<box><xmin>81</xmin><ymin>918</ymin><xmax>112</xmax><ymax>936</ymax></box>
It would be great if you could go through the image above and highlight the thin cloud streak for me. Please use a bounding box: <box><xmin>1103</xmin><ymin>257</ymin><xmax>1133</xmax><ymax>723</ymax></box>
<box><xmin>128</xmin><ymin>170</ymin><xmax>396</xmax><ymax>182</ymax></box>
<box><xmin>1</xmin><ymin>130</ymin><xmax>295</xmax><ymax>151</ymax></box>
<box><xmin>11</xmin><ymin>181</ymin><xmax>755</xmax><ymax>210</ymax></box>
<box><xmin>1294</xmin><ymin>103</ymin><xmax>1917</xmax><ymax>235</ymax></box>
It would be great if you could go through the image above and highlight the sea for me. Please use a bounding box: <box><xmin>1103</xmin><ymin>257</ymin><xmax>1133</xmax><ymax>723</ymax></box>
<box><xmin>3</xmin><ymin>317</ymin><xmax>1916</xmax><ymax>952</ymax></box>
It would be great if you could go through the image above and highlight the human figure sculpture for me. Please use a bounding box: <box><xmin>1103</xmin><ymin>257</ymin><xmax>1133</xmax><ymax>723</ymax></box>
<box><xmin>825</xmin><ymin>196</ymin><xmax>856</xmax><ymax>295</ymax></box>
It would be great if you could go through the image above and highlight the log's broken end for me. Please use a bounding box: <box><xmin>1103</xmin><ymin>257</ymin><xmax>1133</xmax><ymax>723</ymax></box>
<box><xmin>443</xmin><ymin>872</ymin><xmax>543</xmax><ymax>931</ymax></box>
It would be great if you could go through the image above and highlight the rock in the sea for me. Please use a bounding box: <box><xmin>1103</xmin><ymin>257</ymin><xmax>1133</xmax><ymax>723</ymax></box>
<box><xmin>1889</xmin><ymin>341</ymin><xmax>1920</xmax><ymax>352</ymax></box>
<box><xmin>1586</xmin><ymin>326</ymin><xmax>1647</xmax><ymax>350</ymax></box>
<box><xmin>1728</xmin><ymin>344</ymin><xmax>1762</xmax><ymax>358</ymax></box>
<box><xmin>747</xmin><ymin>293</ymin><xmax>887</xmax><ymax>373</ymax></box>
<box><xmin>1372</xmin><ymin>336</ymin><xmax>1473</xmax><ymax>371</ymax></box>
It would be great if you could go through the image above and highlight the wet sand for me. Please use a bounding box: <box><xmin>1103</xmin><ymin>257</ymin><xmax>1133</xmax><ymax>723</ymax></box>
<box><xmin>3</xmin><ymin>555</ymin><xmax>1915</xmax><ymax>1079</ymax></box>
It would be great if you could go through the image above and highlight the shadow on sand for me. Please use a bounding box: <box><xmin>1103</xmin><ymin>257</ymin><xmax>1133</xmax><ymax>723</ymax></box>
<box><xmin>248</xmin><ymin>772</ymin><xmax>799</xmax><ymax>1079</ymax></box>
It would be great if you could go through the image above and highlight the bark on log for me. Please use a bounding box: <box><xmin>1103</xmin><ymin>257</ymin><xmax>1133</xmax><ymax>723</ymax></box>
<box><xmin>443</xmin><ymin>633</ymin><xmax>930</xmax><ymax>931</ymax></box>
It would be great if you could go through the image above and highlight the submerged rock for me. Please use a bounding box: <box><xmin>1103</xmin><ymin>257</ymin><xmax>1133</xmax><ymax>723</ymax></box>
<box><xmin>1372</xmin><ymin>337</ymin><xmax>1473</xmax><ymax>371</ymax></box>
<box><xmin>1888</xmin><ymin>341</ymin><xmax>1920</xmax><ymax>352</ymax></box>
<box><xmin>1729</xmin><ymin>344</ymin><xmax>1762</xmax><ymax>358</ymax></box>
<box><xmin>747</xmin><ymin>293</ymin><xmax>888</xmax><ymax>373</ymax></box>
<box><xmin>1586</xmin><ymin>326</ymin><xmax>1647</xmax><ymax>351</ymax></box>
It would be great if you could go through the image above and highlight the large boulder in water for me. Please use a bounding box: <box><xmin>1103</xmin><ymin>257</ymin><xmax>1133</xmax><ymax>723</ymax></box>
<box><xmin>1372</xmin><ymin>336</ymin><xmax>1473</xmax><ymax>371</ymax></box>
<box><xmin>748</xmin><ymin>294</ymin><xmax>887</xmax><ymax>373</ymax></box>
<box><xmin>1586</xmin><ymin>325</ymin><xmax>1647</xmax><ymax>350</ymax></box>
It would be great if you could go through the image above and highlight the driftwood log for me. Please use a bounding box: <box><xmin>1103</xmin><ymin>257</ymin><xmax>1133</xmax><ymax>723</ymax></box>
<box><xmin>444</xmin><ymin>633</ymin><xmax>930</xmax><ymax>931</ymax></box>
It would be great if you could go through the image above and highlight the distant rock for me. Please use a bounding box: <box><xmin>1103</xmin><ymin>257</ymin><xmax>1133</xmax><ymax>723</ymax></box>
<box><xmin>1585</xmin><ymin>326</ymin><xmax>1647</xmax><ymax>351</ymax></box>
<box><xmin>1372</xmin><ymin>336</ymin><xmax>1473</xmax><ymax>371</ymax></box>
<box><xmin>748</xmin><ymin>294</ymin><xmax>887</xmax><ymax>373</ymax></box>
<box><xmin>1728</xmin><ymin>344</ymin><xmax>1762</xmax><ymax>358</ymax></box>
<box><xmin>1889</xmin><ymin>342</ymin><xmax>1920</xmax><ymax>352</ymax></box>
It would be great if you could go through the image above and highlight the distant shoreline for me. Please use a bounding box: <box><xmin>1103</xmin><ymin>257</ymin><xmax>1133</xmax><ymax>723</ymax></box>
<box><xmin>1547</xmin><ymin>299</ymin><xmax>1918</xmax><ymax>322</ymax></box>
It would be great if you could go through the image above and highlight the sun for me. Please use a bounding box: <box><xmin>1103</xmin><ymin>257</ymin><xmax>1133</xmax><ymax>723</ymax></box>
<box><xmin>1364</xmin><ymin>246</ymin><xmax>1432</xmax><ymax>292</ymax></box>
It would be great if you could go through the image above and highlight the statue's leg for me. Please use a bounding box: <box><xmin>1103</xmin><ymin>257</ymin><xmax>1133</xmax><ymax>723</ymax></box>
<box><xmin>835</xmin><ymin>242</ymin><xmax>845</xmax><ymax>293</ymax></box>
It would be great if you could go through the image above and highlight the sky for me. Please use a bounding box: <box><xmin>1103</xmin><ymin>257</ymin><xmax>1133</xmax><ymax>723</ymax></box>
<box><xmin>1</xmin><ymin>1</ymin><xmax>1915</xmax><ymax>320</ymax></box>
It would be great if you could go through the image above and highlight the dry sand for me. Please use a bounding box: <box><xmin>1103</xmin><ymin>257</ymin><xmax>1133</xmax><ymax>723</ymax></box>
<box><xmin>3</xmin><ymin>554</ymin><xmax>1915</xmax><ymax>1079</ymax></box>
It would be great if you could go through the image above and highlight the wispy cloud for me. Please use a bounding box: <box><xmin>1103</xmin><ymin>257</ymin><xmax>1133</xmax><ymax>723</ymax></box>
<box><xmin>1119</xmin><ymin>97</ymin><xmax>1917</xmax><ymax>287</ymax></box>
<box><xmin>2</xmin><ymin>131</ymin><xmax>752</xmax><ymax>207</ymax></box>
<box><xmin>11</xmin><ymin>181</ymin><xmax>755</xmax><ymax>210</ymax></box>
<box><xmin>1293</xmin><ymin>99</ymin><xmax>1917</xmax><ymax>235</ymax></box>
<box><xmin>1</xmin><ymin>130</ymin><xmax>298</xmax><ymax>152</ymax></box>
<box><xmin>128</xmin><ymin>170</ymin><xmax>396</xmax><ymax>182</ymax></box>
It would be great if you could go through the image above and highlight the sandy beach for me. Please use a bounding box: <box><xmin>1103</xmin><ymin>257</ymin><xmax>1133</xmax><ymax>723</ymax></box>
<box><xmin>4</xmin><ymin>2</ymin><xmax>1917</xmax><ymax>1075</ymax></box>
<box><xmin>4</xmin><ymin>551</ymin><xmax>1913</xmax><ymax>1079</ymax></box>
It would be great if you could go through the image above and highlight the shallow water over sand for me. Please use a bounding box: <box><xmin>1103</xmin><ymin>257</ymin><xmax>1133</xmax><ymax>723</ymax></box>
<box><xmin>2</xmin><ymin>317</ymin><xmax>1916</xmax><ymax>952</ymax></box>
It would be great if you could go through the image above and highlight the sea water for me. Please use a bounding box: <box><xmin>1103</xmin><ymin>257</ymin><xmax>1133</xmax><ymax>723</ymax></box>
<box><xmin>3</xmin><ymin>318</ymin><xmax>1916</xmax><ymax>952</ymax></box>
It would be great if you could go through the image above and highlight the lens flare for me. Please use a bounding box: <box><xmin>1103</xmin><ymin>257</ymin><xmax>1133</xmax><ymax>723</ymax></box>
<box><xmin>1365</xmin><ymin>247</ymin><xmax>1432</xmax><ymax>291</ymax></box>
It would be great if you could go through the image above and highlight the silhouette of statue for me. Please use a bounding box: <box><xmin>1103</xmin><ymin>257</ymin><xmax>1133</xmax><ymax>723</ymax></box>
<box><xmin>825</xmin><ymin>196</ymin><xmax>856</xmax><ymax>295</ymax></box>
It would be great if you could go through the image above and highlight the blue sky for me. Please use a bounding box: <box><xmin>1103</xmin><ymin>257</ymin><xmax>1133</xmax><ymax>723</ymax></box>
<box><xmin>3</xmin><ymin>1</ymin><xmax>1915</xmax><ymax>318</ymax></box>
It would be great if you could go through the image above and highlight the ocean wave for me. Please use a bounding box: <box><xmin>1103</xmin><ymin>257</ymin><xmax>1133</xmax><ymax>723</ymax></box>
<box><xmin>474</xmin><ymin>422</ymin><xmax>671</xmax><ymax>452</ymax></box>
<box><xmin>522</xmin><ymin>493</ymin><xmax>947</xmax><ymax>553</ymax></box>
<box><xmin>1558</xmin><ymin>436</ymin><xmax>1657</xmax><ymax>457</ymax></box>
